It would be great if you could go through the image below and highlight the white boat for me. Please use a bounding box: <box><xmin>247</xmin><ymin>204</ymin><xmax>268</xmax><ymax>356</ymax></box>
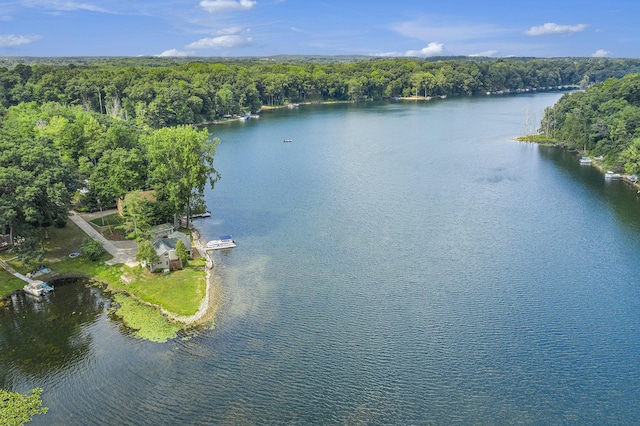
<box><xmin>23</xmin><ymin>280</ymin><xmax>54</xmax><ymax>297</ymax></box>
<box><xmin>192</xmin><ymin>211</ymin><xmax>211</xmax><ymax>218</ymax></box>
<box><xmin>605</xmin><ymin>171</ymin><xmax>621</xmax><ymax>180</ymax></box>
<box><xmin>579</xmin><ymin>156</ymin><xmax>592</xmax><ymax>165</ymax></box>
<box><xmin>284</xmin><ymin>139</ymin><xmax>293</xmax><ymax>143</ymax></box>
<box><xmin>206</xmin><ymin>235</ymin><xmax>236</xmax><ymax>250</ymax></box>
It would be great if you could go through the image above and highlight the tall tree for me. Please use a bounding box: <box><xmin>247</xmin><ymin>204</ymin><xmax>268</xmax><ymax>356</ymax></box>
<box><xmin>118</xmin><ymin>191</ymin><xmax>154</xmax><ymax>241</ymax></box>
<box><xmin>136</xmin><ymin>240</ymin><xmax>159</xmax><ymax>268</ymax></box>
<box><xmin>175</xmin><ymin>239</ymin><xmax>189</xmax><ymax>267</ymax></box>
<box><xmin>0</xmin><ymin>106</ymin><xmax>74</xmax><ymax>264</ymax></box>
<box><xmin>143</xmin><ymin>125</ymin><xmax>220</xmax><ymax>229</ymax></box>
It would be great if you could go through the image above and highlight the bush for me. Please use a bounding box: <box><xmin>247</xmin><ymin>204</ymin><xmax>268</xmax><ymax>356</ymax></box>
<box><xmin>80</xmin><ymin>238</ymin><xmax>105</xmax><ymax>261</ymax></box>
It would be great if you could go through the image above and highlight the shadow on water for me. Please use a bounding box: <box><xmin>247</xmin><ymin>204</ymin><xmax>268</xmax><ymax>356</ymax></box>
<box><xmin>538</xmin><ymin>146</ymin><xmax>640</xmax><ymax>232</ymax></box>
<box><xmin>0</xmin><ymin>278</ymin><xmax>106</xmax><ymax>389</ymax></box>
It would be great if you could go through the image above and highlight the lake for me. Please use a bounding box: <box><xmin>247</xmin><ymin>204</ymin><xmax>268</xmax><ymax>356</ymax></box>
<box><xmin>3</xmin><ymin>93</ymin><xmax>640</xmax><ymax>424</ymax></box>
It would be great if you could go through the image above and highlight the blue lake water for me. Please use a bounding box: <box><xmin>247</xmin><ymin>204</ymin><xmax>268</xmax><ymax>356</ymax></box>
<box><xmin>3</xmin><ymin>93</ymin><xmax>640</xmax><ymax>424</ymax></box>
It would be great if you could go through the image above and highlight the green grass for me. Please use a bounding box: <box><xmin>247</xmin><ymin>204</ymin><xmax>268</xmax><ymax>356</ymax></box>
<box><xmin>112</xmin><ymin>258</ymin><xmax>207</xmax><ymax>317</ymax></box>
<box><xmin>0</xmin><ymin>217</ymin><xmax>209</xmax><ymax>343</ymax></box>
<box><xmin>43</xmin><ymin>220</ymin><xmax>88</xmax><ymax>261</ymax></box>
<box><xmin>0</xmin><ymin>269</ymin><xmax>24</xmax><ymax>296</ymax></box>
<box><xmin>90</xmin><ymin>213</ymin><xmax>123</xmax><ymax>227</ymax></box>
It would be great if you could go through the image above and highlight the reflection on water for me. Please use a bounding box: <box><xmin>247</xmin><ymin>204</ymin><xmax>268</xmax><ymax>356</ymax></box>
<box><xmin>0</xmin><ymin>279</ymin><xmax>105</xmax><ymax>389</ymax></box>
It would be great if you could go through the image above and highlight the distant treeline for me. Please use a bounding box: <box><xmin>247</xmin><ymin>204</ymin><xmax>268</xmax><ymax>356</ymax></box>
<box><xmin>2</xmin><ymin>57</ymin><xmax>640</xmax><ymax>129</ymax></box>
<box><xmin>540</xmin><ymin>72</ymin><xmax>640</xmax><ymax>174</ymax></box>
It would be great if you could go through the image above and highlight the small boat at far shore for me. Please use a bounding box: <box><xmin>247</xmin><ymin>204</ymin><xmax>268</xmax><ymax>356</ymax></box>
<box><xmin>206</xmin><ymin>235</ymin><xmax>236</xmax><ymax>250</ymax></box>
<box><xmin>579</xmin><ymin>156</ymin><xmax>592</xmax><ymax>165</ymax></box>
<box><xmin>23</xmin><ymin>280</ymin><xmax>54</xmax><ymax>297</ymax></box>
<box><xmin>605</xmin><ymin>171</ymin><xmax>622</xmax><ymax>180</ymax></box>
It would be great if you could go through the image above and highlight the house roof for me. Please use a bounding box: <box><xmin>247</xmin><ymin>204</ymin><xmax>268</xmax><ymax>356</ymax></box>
<box><xmin>149</xmin><ymin>223</ymin><xmax>174</xmax><ymax>234</ymax></box>
<box><xmin>152</xmin><ymin>231</ymin><xmax>191</xmax><ymax>257</ymax></box>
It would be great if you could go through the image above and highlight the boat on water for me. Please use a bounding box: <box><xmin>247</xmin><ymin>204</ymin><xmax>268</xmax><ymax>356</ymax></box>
<box><xmin>206</xmin><ymin>235</ymin><xmax>236</xmax><ymax>250</ymax></box>
<box><xmin>605</xmin><ymin>171</ymin><xmax>622</xmax><ymax>180</ymax></box>
<box><xmin>192</xmin><ymin>211</ymin><xmax>211</xmax><ymax>218</ymax></box>
<box><xmin>579</xmin><ymin>156</ymin><xmax>592</xmax><ymax>165</ymax></box>
<box><xmin>23</xmin><ymin>280</ymin><xmax>54</xmax><ymax>297</ymax></box>
<box><xmin>284</xmin><ymin>139</ymin><xmax>293</xmax><ymax>143</ymax></box>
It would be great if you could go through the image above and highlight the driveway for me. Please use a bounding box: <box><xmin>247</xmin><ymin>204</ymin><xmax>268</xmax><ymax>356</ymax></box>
<box><xmin>69</xmin><ymin>210</ymin><xmax>138</xmax><ymax>266</ymax></box>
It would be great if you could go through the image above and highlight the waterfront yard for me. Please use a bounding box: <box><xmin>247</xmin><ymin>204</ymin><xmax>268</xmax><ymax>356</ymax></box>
<box><xmin>113</xmin><ymin>258</ymin><xmax>207</xmax><ymax>317</ymax></box>
<box><xmin>1</xmin><ymin>218</ymin><xmax>207</xmax><ymax>324</ymax></box>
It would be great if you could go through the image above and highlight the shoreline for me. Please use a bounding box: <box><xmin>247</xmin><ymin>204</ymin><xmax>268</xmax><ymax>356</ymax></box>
<box><xmin>516</xmin><ymin>136</ymin><xmax>640</xmax><ymax>191</ymax></box>
<box><xmin>0</xmin><ymin>219</ymin><xmax>220</xmax><ymax>331</ymax></box>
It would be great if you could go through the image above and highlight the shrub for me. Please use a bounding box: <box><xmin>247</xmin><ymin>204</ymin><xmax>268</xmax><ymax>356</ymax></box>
<box><xmin>80</xmin><ymin>238</ymin><xmax>105</xmax><ymax>261</ymax></box>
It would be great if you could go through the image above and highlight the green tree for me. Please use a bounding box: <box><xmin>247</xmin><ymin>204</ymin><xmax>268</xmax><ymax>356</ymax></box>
<box><xmin>0</xmin><ymin>387</ymin><xmax>48</xmax><ymax>426</ymax></box>
<box><xmin>620</xmin><ymin>137</ymin><xmax>640</xmax><ymax>174</ymax></box>
<box><xmin>118</xmin><ymin>191</ymin><xmax>154</xmax><ymax>241</ymax></box>
<box><xmin>144</xmin><ymin>126</ymin><xmax>220</xmax><ymax>229</ymax></box>
<box><xmin>90</xmin><ymin>147</ymin><xmax>146</xmax><ymax>205</ymax></box>
<box><xmin>0</xmin><ymin>104</ymin><xmax>74</xmax><ymax>264</ymax></box>
<box><xmin>175</xmin><ymin>239</ymin><xmax>189</xmax><ymax>267</ymax></box>
<box><xmin>80</xmin><ymin>237</ymin><xmax>105</xmax><ymax>261</ymax></box>
<box><xmin>136</xmin><ymin>240</ymin><xmax>159</xmax><ymax>268</ymax></box>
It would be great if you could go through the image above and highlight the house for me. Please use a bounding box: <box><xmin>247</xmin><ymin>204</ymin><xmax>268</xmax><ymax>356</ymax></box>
<box><xmin>148</xmin><ymin>231</ymin><xmax>192</xmax><ymax>272</ymax></box>
<box><xmin>148</xmin><ymin>223</ymin><xmax>175</xmax><ymax>239</ymax></box>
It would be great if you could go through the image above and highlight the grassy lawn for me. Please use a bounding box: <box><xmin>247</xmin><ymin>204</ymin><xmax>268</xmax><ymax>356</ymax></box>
<box><xmin>1</xmin><ymin>220</ymin><xmax>98</xmax><ymax>296</ymax></box>
<box><xmin>90</xmin><ymin>213</ymin><xmax>123</xmax><ymax>227</ymax></box>
<box><xmin>0</xmin><ymin>269</ymin><xmax>24</xmax><ymax>296</ymax></box>
<box><xmin>43</xmin><ymin>220</ymin><xmax>89</xmax><ymax>262</ymax></box>
<box><xmin>1</xmin><ymin>218</ymin><xmax>207</xmax><ymax>322</ymax></box>
<box><xmin>111</xmin><ymin>258</ymin><xmax>207</xmax><ymax>317</ymax></box>
<box><xmin>89</xmin><ymin>214</ymin><xmax>126</xmax><ymax>240</ymax></box>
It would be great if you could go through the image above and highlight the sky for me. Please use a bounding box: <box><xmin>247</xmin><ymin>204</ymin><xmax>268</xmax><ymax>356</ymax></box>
<box><xmin>1</xmin><ymin>0</ymin><xmax>639</xmax><ymax>58</ymax></box>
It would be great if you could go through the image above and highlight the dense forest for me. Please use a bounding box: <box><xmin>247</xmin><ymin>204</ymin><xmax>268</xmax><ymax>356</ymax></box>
<box><xmin>540</xmin><ymin>73</ymin><xmax>640</xmax><ymax>174</ymax></box>
<box><xmin>0</xmin><ymin>101</ymin><xmax>219</xmax><ymax>264</ymax></box>
<box><xmin>2</xmin><ymin>57</ymin><xmax>640</xmax><ymax>129</ymax></box>
<box><xmin>3</xmin><ymin>56</ymin><xmax>640</xmax><ymax>264</ymax></box>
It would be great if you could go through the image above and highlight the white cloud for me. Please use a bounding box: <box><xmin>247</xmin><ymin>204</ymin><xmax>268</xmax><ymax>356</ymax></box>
<box><xmin>371</xmin><ymin>51</ymin><xmax>401</xmax><ymax>57</ymax></box>
<box><xmin>525</xmin><ymin>23</ymin><xmax>588</xmax><ymax>36</ymax></box>
<box><xmin>199</xmin><ymin>0</ymin><xmax>256</xmax><ymax>13</ymax></box>
<box><xmin>371</xmin><ymin>42</ymin><xmax>444</xmax><ymax>58</ymax></box>
<box><xmin>157</xmin><ymin>49</ymin><xmax>194</xmax><ymax>57</ymax></box>
<box><xmin>0</xmin><ymin>34</ymin><xmax>42</xmax><ymax>47</ymax></box>
<box><xmin>469</xmin><ymin>50</ymin><xmax>498</xmax><ymax>57</ymax></box>
<box><xmin>186</xmin><ymin>35</ymin><xmax>252</xmax><ymax>49</ymax></box>
<box><xmin>406</xmin><ymin>42</ymin><xmax>444</xmax><ymax>57</ymax></box>
<box><xmin>19</xmin><ymin>0</ymin><xmax>110</xmax><ymax>13</ymax></box>
<box><xmin>591</xmin><ymin>49</ymin><xmax>611</xmax><ymax>58</ymax></box>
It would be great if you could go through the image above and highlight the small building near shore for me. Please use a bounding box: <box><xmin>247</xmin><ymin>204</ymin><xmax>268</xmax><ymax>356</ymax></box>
<box><xmin>148</xmin><ymin>223</ymin><xmax>175</xmax><ymax>239</ymax></box>
<box><xmin>148</xmin><ymin>231</ymin><xmax>192</xmax><ymax>272</ymax></box>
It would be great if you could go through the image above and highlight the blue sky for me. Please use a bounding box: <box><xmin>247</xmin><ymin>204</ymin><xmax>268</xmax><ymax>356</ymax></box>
<box><xmin>0</xmin><ymin>0</ymin><xmax>638</xmax><ymax>58</ymax></box>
